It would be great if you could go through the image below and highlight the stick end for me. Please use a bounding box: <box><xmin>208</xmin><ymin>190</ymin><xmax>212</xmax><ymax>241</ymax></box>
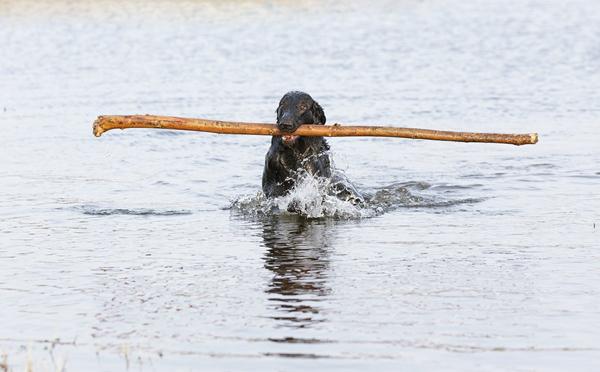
<box><xmin>530</xmin><ymin>133</ymin><xmax>539</xmax><ymax>144</ymax></box>
<box><xmin>93</xmin><ymin>116</ymin><xmax>105</xmax><ymax>137</ymax></box>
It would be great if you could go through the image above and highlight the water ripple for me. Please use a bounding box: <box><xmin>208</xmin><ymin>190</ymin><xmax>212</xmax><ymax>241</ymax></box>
<box><xmin>75</xmin><ymin>205</ymin><xmax>192</xmax><ymax>216</ymax></box>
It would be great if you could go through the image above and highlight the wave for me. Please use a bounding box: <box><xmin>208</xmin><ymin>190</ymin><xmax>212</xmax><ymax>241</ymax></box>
<box><xmin>76</xmin><ymin>206</ymin><xmax>192</xmax><ymax>216</ymax></box>
<box><xmin>231</xmin><ymin>174</ymin><xmax>482</xmax><ymax>220</ymax></box>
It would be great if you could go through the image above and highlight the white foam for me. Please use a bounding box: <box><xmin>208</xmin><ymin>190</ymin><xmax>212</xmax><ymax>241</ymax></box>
<box><xmin>232</xmin><ymin>171</ymin><xmax>371</xmax><ymax>219</ymax></box>
<box><xmin>231</xmin><ymin>174</ymin><xmax>482</xmax><ymax>220</ymax></box>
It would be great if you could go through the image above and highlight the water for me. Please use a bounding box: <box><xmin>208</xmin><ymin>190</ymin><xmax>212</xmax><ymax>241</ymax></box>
<box><xmin>1</xmin><ymin>0</ymin><xmax>599</xmax><ymax>370</ymax></box>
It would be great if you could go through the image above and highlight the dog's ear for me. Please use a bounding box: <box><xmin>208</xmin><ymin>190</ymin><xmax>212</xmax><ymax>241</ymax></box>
<box><xmin>311</xmin><ymin>100</ymin><xmax>326</xmax><ymax>125</ymax></box>
<box><xmin>276</xmin><ymin>97</ymin><xmax>285</xmax><ymax>122</ymax></box>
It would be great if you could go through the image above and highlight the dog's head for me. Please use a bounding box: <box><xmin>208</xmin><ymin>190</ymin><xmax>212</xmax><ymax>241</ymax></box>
<box><xmin>276</xmin><ymin>91</ymin><xmax>326</xmax><ymax>145</ymax></box>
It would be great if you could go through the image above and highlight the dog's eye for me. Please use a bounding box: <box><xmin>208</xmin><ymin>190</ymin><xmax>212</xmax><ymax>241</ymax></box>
<box><xmin>298</xmin><ymin>103</ymin><xmax>308</xmax><ymax>112</ymax></box>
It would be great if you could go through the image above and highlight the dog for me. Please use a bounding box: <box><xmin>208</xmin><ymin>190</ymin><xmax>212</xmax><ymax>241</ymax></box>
<box><xmin>262</xmin><ymin>91</ymin><xmax>363</xmax><ymax>206</ymax></box>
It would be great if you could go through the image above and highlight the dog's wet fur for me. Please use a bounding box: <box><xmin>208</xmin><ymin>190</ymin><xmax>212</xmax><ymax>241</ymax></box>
<box><xmin>262</xmin><ymin>91</ymin><xmax>363</xmax><ymax>208</ymax></box>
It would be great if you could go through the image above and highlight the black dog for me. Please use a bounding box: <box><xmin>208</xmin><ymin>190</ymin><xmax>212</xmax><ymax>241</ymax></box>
<box><xmin>262</xmin><ymin>91</ymin><xmax>363</xmax><ymax>205</ymax></box>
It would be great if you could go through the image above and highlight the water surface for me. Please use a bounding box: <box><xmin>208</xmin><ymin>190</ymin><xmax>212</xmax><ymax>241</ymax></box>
<box><xmin>1</xmin><ymin>0</ymin><xmax>599</xmax><ymax>370</ymax></box>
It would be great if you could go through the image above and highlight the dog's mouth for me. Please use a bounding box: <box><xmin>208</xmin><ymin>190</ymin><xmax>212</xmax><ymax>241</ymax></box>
<box><xmin>282</xmin><ymin>135</ymin><xmax>299</xmax><ymax>145</ymax></box>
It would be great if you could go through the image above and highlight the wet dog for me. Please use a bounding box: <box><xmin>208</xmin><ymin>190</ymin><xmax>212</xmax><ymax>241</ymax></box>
<box><xmin>262</xmin><ymin>91</ymin><xmax>363</xmax><ymax>206</ymax></box>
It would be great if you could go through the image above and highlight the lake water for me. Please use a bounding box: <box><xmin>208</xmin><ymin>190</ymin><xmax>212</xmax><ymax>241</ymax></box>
<box><xmin>1</xmin><ymin>0</ymin><xmax>599</xmax><ymax>370</ymax></box>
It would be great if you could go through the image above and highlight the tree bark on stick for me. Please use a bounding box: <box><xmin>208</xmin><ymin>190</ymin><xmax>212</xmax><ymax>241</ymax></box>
<box><xmin>93</xmin><ymin>115</ymin><xmax>538</xmax><ymax>146</ymax></box>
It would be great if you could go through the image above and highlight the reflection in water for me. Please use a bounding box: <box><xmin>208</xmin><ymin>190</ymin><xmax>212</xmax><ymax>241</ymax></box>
<box><xmin>261</xmin><ymin>216</ymin><xmax>334</xmax><ymax>328</ymax></box>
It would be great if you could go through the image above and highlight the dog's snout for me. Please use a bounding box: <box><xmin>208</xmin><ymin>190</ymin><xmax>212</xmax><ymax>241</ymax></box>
<box><xmin>277</xmin><ymin>112</ymin><xmax>297</xmax><ymax>132</ymax></box>
<box><xmin>278</xmin><ymin>122</ymin><xmax>295</xmax><ymax>131</ymax></box>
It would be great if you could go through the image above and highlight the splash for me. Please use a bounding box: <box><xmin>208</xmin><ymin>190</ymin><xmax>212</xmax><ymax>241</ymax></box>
<box><xmin>232</xmin><ymin>171</ymin><xmax>368</xmax><ymax>219</ymax></box>
<box><xmin>231</xmin><ymin>174</ymin><xmax>482</xmax><ymax>220</ymax></box>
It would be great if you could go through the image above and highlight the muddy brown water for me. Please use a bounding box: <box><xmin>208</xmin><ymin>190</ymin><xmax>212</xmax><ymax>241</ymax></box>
<box><xmin>1</xmin><ymin>0</ymin><xmax>599</xmax><ymax>371</ymax></box>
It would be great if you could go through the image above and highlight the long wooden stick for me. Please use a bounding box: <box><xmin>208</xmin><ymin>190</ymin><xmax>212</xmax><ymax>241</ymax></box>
<box><xmin>93</xmin><ymin>115</ymin><xmax>538</xmax><ymax>145</ymax></box>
